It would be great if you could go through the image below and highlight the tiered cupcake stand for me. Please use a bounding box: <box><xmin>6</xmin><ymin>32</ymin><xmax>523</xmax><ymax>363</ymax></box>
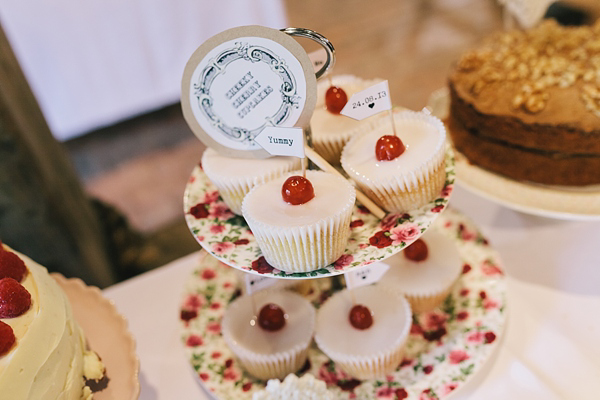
<box><xmin>179</xmin><ymin>146</ymin><xmax>508</xmax><ymax>399</ymax></box>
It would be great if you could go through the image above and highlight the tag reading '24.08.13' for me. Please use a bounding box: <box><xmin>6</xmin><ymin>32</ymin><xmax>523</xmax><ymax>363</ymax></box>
<box><xmin>341</xmin><ymin>80</ymin><xmax>392</xmax><ymax>121</ymax></box>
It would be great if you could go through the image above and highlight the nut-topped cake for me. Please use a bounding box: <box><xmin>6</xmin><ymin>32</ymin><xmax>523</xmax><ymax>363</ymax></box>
<box><xmin>447</xmin><ymin>19</ymin><xmax>600</xmax><ymax>186</ymax></box>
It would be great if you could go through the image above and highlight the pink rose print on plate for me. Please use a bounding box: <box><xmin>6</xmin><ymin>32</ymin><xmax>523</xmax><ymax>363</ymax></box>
<box><xmin>186</xmin><ymin>335</ymin><xmax>203</xmax><ymax>347</ymax></box>
<box><xmin>375</xmin><ymin>386</ymin><xmax>395</xmax><ymax>399</ymax></box>
<box><xmin>201</xmin><ymin>269</ymin><xmax>216</xmax><ymax>280</ymax></box>
<box><xmin>442</xmin><ymin>382</ymin><xmax>459</xmax><ymax>395</ymax></box>
<box><xmin>223</xmin><ymin>366</ymin><xmax>240</xmax><ymax>381</ymax></box>
<box><xmin>420</xmin><ymin>388</ymin><xmax>437</xmax><ymax>400</ymax></box>
<box><xmin>483</xmin><ymin>297</ymin><xmax>500</xmax><ymax>310</ymax></box>
<box><xmin>441</xmin><ymin>184</ymin><xmax>453</xmax><ymax>197</ymax></box>
<box><xmin>467</xmin><ymin>330</ymin><xmax>485</xmax><ymax>344</ymax></box>
<box><xmin>431</xmin><ymin>205</ymin><xmax>444</xmax><ymax>213</ymax></box>
<box><xmin>206</xmin><ymin>321</ymin><xmax>221</xmax><ymax>334</ymax></box>
<box><xmin>333</xmin><ymin>254</ymin><xmax>354</xmax><ymax>270</ymax></box>
<box><xmin>448</xmin><ymin>350</ymin><xmax>470</xmax><ymax>364</ymax></box>
<box><xmin>421</xmin><ymin>310</ymin><xmax>448</xmax><ymax>331</ymax></box>
<box><xmin>210</xmin><ymin>225</ymin><xmax>226</xmax><ymax>234</ymax></box>
<box><xmin>481</xmin><ymin>260</ymin><xmax>503</xmax><ymax>276</ymax></box>
<box><xmin>209</xmin><ymin>203</ymin><xmax>233</xmax><ymax>220</ymax></box>
<box><xmin>380</xmin><ymin>213</ymin><xmax>400</xmax><ymax>230</ymax></box>
<box><xmin>183</xmin><ymin>294</ymin><xmax>204</xmax><ymax>310</ymax></box>
<box><xmin>389</xmin><ymin>223</ymin><xmax>420</xmax><ymax>245</ymax></box>
<box><xmin>211</xmin><ymin>242</ymin><xmax>234</xmax><ymax>255</ymax></box>
<box><xmin>203</xmin><ymin>190</ymin><xmax>220</xmax><ymax>203</ymax></box>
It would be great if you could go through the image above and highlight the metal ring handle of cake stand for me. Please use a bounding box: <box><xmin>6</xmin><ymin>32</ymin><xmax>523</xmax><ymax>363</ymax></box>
<box><xmin>281</xmin><ymin>27</ymin><xmax>336</xmax><ymax>79</ymax></box>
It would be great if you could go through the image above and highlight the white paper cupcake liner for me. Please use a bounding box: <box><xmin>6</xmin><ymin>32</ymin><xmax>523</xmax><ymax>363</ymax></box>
<box><xmin>221</xmin><ymin>291</ymin><xmax>315</xmax><ymax>381</ymax></box>
<box><xmin>356</xmin><ymin>161</ymin><xmax>446</xmax><ymax>212</ymax></box>
<box><xmin>242</xmin><ymin>171</ymin><xmax>356</xmax><ymax>273</ymax></box>
<box><xmin>202</xmin><ymin>151</ymin><xmax>301</xmax><ymax>215</ymax></box>
<box><xmin>405</xmin><ymin>287</ymin><xmax>454</xmax><ymax>314</ymax></box>
<box><xmin>314</xmin><ymin>285</ymin><xmax>412</xmax><ymax>380</ymax></box>
<box><xmin>341</xmin><ymin>110</ymin><xmax>447</xmax><ymax>213</ymax></box>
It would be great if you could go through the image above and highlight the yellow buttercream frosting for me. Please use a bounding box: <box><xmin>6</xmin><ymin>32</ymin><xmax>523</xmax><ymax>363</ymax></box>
<box><xmin>0</xmin><ymin>246</ymin><xmax>101</xmax><ymax>399</ymax></box>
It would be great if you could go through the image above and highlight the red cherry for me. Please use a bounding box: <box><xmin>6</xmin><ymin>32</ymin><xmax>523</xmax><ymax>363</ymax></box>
<box><xmin>0</xmin><ymin>321</ymin><xmax>15</xmax><ymax>356</ymax></box>
<box><xmin>0</xmin><ymin>246</ymin><xmax>27</xmax><ymax>282</ymax></box>
<box><xmin>258</xmin><ymin>303</ymin><xmax>286</xmax><ymax>332</ymax></box>
<box><xmin>349</xmin><ymin>304</ymin><xmax>373</xmax><ymax>330</ymax></box>
<box><xmin>282</xmin><ymin>176</ymin><xmax>315</xmax><ymax>205</ymax></box>
<box><xmin>403</xmin><ymin>238</ymin><xmax>428</xmax><ymax>262</ymax></box>
<box><xmin>325</xmin><ymin>86</ymin><xmax>348</xmax><ymax>114</ymax></box>
<box><xmin>375</xmin><ymin>135</ymin><xmax>406</xmax><ymax>161</ymax></box>
<box><xmin>0</xmin><ymin>278</ymin><xmax>31</xmax><ymax>318</ymax></box>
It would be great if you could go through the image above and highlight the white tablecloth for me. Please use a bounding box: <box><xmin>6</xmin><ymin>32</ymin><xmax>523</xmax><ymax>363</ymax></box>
<box><xmin>103</xmin><ymin>186</ymin><xmax>600</xmax><ymax>399</ymax></box>
<box><xmin>0</xmin><ymin>0</ymin><xmax>286</xmax><ymax>140</ymax></box>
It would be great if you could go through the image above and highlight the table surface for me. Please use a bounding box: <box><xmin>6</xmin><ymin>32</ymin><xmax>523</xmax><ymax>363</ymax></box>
<box><xmin>103</xmin><ymin>185</ymin><xmax>600</xmax><ymax>400</ymax></box>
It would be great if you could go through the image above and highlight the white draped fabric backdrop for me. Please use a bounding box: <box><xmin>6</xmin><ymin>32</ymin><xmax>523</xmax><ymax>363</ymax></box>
<box><xmin>0</xmin><ymin>0</ymin><xmax>287</xmax><ymax>140</ymax></box>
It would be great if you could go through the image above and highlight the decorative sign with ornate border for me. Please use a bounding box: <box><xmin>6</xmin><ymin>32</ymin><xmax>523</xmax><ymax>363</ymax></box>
<box><xmin>182</xmin><ymin>25</ymin><xmax>319</xmax><ymax>159</ymax></box>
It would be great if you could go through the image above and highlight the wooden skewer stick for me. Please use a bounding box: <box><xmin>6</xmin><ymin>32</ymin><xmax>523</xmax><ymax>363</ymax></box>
<box><xmin>389</xmin><ymin>109</ymin><xmax>398</xmax><ymax>137</ymax></box>
<box><xmin>304</xmin><ymin>146</ymin><xmax>386</xmax><ymax>220</ymax></box>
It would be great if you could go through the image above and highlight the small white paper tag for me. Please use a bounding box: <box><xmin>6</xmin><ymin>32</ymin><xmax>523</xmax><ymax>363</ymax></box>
<box><xmin>308</xmin><ymin>48</ymin><xmax>328</xmax><ymax>74</ymax></box>
<box><xmin>344</xmin><ymin>262</ymin><xmax>390</xmax><ymax>290</ymax></box>
<box><xmin>341</xmin><ymin>80</ymin><xmax>392</xmax><ymax>121</ymax></box>
<box><xmin>244</xmin><ymin>273</ymin><xmax>277</xmax><ymax>295</ymax></box>
<box><xmin>254</xmin><ymin>126</ymin><xmax>305</xmax><ymax>158</ymax></box>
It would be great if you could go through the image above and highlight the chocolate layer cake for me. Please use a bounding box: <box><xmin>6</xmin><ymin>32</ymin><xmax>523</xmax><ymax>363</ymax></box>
<box><xmin>448</xmin><ymin>20</ymin><xmax>600</xmax><ymax>186</ymax></box>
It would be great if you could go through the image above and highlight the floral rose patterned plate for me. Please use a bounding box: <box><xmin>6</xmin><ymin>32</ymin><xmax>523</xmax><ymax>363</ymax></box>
<box><xmin>179</xmin><ymin>207</ymin><xmax>507</xmax><ymax>399</ymax></box>
<box><xmin>183</xmin><ymin>148</ymin><xmax>455</xmax><ymax>279</ymax></box>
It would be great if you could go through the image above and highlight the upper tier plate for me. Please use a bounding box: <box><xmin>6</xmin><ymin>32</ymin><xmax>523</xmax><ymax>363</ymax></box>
<box><xmin>183</xmin><ymin>147</ymin><xmax>455</xmax><ymax>279</ymax></box>
<box><xmin>428</xmin><ymin>88</ymin><xmax>600</xmax><ymax>221</ymax></box>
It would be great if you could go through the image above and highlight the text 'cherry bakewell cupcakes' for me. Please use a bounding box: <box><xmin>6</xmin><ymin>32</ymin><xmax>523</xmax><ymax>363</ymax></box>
<box><xmin>201</xmin><ymin>147</ymin><xmax>302</xmax><ymax>215</ymax></box>
<box><xmin>221</xmin><ymin>290</ymin><xmax>315</xmax><ymax>380</ymax></box>
<box><xmin>314</xmin><ymin>283</ymin><xmax>412</xmax><ymax>380</ymax></box>
<box><xmin>383</xmin><ymin>229</ymin><xmax>462</xmax><ymax>313</ymax></box>
<box><xmin>341</xmin><ymin>109</ymin><xmax>447</xmax><ymax>213</ymax></box>
<box><xmin>242</xmin><ymin>170</ymin><xmax>356</xmax><ymax>273</ymax></box>
<box><xmin>310</xmin><ymin>75</ymin><xmax>384</xmax><ymax>164</ymax></box>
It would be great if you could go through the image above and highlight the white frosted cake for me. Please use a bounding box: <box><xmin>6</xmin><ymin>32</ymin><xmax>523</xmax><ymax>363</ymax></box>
<box><xmin>383</xmin><ymin>229</ymin><xmax>462</xmax><ymax>312</ymax></box>
<box><xmin>242</xmin><ymin>170</ymin><xmax>355</xmax><ymax>273</ymax></box>
<box><xmin>0</xmin><ymin>245</ymin><xmax>104</xmax><ymax>400</ymax></box>
<box><xmin>341</xmin><ymin>110</ymin><xmax>446</xmax><ymax>212</ymax></box>
<box><xmin>221</xmin><ymin>290</ymin><xmax>315</xmax><ymax>380</ymax></box>
<box><xmin>314</xmin><ymin>283</ymin><xmax>411</xmax><ymax>379</ymax></box>
<box><xmin>201</xmin><ymin>148</ymin><xmax>302</xmax><ymax>215</ymax></box>
<box><xmin>310</xmin><ymin>75</ymin><xmax>384</xmax><ymax>164</ymax></box>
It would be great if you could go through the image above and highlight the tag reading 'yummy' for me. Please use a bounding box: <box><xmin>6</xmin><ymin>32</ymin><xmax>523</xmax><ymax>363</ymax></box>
<box><xmin>254</xmin><ymin>127</ymin><xmax>305</xmax><ymax>158</ymax></box>
<box><xmin>344</xmin><ymin>262</ymin><xmax>390</xmax><ymax>290</ymax></box>
<box><xmin>341</xmin><ymin>80</ymin><xmax>392</xmax><ymax>121</ymax></box>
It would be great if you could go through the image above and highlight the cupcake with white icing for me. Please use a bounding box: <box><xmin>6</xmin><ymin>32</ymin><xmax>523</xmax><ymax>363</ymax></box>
<box><xmin>341</xmin><ymin>110</ymin><xmax>446</xmax><ymax>213</ymax></box>
<box><xmin>314</xmin><ymin>283</ymin><xmax>412</xmax><ymax>379</ymax></box>
<box><xmin>221</xmin><ymin>290</ymin><xmax>315</xmax><ymax>380</ymax></box>
<box><xmin>383</xmin><ymin>229</ymin><xmax>462</xmax><ymax>313</ymax></box>
<box><xmin>242</xmin><ymin>170</ymin><xmax>355</xmax><ymax>273</ymax></box>
<box><xmin>310</xmin><ymin>75</ymin><xmax>384</xmax><ymax>164</ymax></box>
<box><xmin>201</xmin><ymin>148</ymin><xmax>302</xmax><ymax>215</ymax></box>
